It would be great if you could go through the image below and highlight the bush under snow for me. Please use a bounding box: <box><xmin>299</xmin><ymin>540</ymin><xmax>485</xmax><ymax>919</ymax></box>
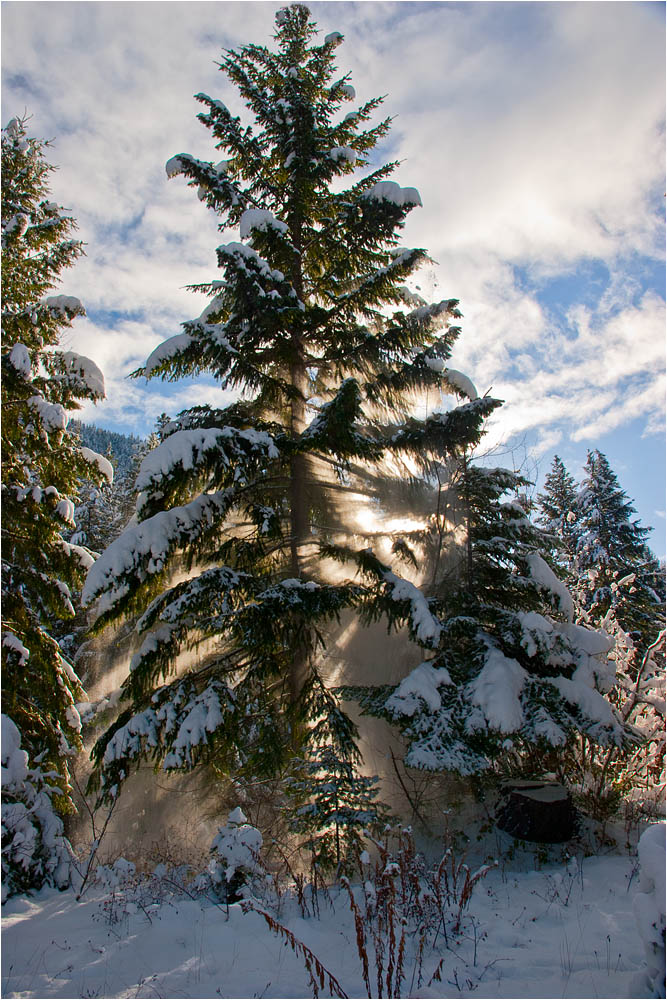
<box><xmin>1</xmin><ymin>715</ymin><xmax>71</xmax><ymax>902</ymax></box>
<box><xmin>633</xmin><ymin>822</ymin><xmax>666</xmax><ymax>997</ymax></box>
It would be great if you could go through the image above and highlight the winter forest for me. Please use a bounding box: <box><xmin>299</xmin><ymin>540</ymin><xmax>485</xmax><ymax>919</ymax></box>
<box><xmin>1</xmin><ymin>4</ymin><xmax>665</xmax><ymax>999</ymax></box>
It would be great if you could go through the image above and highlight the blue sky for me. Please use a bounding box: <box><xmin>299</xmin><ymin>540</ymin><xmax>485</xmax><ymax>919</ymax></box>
<box><xmin>2</xmin><ymin>1</ymin><xmax>665</xmax><ymax>553</ymax></box>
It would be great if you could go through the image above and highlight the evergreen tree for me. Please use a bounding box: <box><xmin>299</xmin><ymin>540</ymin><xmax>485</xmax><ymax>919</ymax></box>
<box><xmin>534</xmin><ymin>450</ymin><xmax>664</xmax><ymax>816</ymax></box>
<box><xmin>573</xmin><ymin>450</ymin><xmax>655</xmax><ymax>636</ymax></box>
<box><xmin>82</xmin><ymin>6</ymin><xmax>498</xmax><ymax>806</ymax></box>
<box><xmin>536</xmin><ymin>454</ymin><xmax>579</xmax><ymax>574</ymax></box>
<box><xmin>288</xmin><ymin>685</ymin><xmax>387</xmax><ymax>873</ymax></box>
<box><xmin>1</xmin><ymin>116</ymin><xmax>109</xmax><ymax>814</ymax></box>
<box><xmin>348</xmin><ymin>458</ymin><xmax>629</xmax><ymax>777</ymax></box>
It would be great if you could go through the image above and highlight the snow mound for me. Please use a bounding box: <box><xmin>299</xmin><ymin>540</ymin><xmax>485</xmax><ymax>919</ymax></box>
<box><xmin>143</xmin><ymin>333</ymin><xmax>193</xmax><ymax>376</ymax></box>
<box><xmin>58</xmin><ymin>351</ymin><xmax>106</xmax><ymax>399</ymax></box>
<box><xmin>633</xmin><ymin>823</ymin><xmax>666</xmax><ymax>997</ymax></box>
<box><xmin>42</xmin><ymin>294</ymin><xmax>85</xmax><ymax>316</ymax></box>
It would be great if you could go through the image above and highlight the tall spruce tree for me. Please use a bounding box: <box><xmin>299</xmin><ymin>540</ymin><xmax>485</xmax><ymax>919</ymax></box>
<box><xmin>1</xmin><ymin>117</ymin><xmax>109</xmax><ymax>811</ymax></box>
<box><xmin>347</xmin><ymin>457</ymin><xmax>629</xmax><ymax>778</ymax></box>
<box><xmin>573</xmin><ymin>450</ymin><xmax>661</xmax><ymax>651</ymax></box>
<box><xmin>536</xmin><ymin>454</ymin><xmax>579</xmax><ymax>575</ymax></box>
<box><xmin>83</xmin><ymin>6</ymin><xmax>497</xmax><ymax>804</ymax></box>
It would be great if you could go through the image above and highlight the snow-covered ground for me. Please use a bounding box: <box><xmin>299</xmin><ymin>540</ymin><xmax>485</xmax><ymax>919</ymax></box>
<box><xmin>1</xmin><ymin>848</ymin><xmax>656</xmax><ymax>999</ymax></box>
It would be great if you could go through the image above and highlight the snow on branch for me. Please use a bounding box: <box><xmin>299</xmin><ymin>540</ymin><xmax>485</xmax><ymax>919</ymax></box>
<box><xmin>8</xmin><ymin>344</ymin><xmax>31</xmax><ymax>379</ymax></box>
<box><xmin>81</xmin><ymin>491</ymin><xmax>235</xmax><ymax>612</ymax></box>
<box><xmin>28</xmin><ymin>395</ymin><xmax>68</xmax><ymax>433</ymax></box>
<box><xmin>81</xmin><ymin>446</ymin><xmax>114</xmax><ymax>484</ymax></box>
<box><xmin>385</xmin><ymin>661</ymin><xmax>453</xmax><ymax>717</ymax></box>
<box><xmin>42</xmin><ymin>294</ymin><xmax>85</xmax><ymax>317</ymax></box>
<box><xmin>143</xmin><ymin>333</ymin><xmax>193</xmax><ymax>376</ymax></box>
<box><xmin>525</xmin><ymin>551</ymin><xmax>574</xmax><ymax>622</ymax></box>
<box><xmin>383</xmin><ymin>571</ymin><xmax>441</xmax><ymax>646</ymax></box>
<box><xmin>55</xmin><ymin>351</ymin><xmax>106</xmax><ymax>400</ymax></box>
<box><xmin>362</xmin><ymin>180</ymin><xmax>422</xmax><ymax>208</ymax></box>
<box><xmin>239</xmin><ymin>208</ymin><xmax>288</xmax><ymax>239</ymax></box>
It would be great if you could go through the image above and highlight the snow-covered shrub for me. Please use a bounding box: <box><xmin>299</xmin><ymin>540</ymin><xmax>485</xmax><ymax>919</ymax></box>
<box><xmin>633</xmin><ymin>823</ymin><xmax>665</xmax><ymax>998</ymax></box>
<box><xmin>94</xmin><ymin>856</ymin><xmax>136</xmax><ymax>890</ymax></box>
<box><xmin>206</xmin><ymin>807</ymin><xmax>263</xmax><ymax>902</ymax></box>
<box><xmin>1</xmin><ymin>715</ymin><xmax>70</xmax><ymax>902</ymax></box>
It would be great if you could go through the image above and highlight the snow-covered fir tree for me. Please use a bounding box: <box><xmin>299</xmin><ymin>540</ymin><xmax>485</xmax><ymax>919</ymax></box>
<box><xmin>82</xmin><ymin>6</ymin><xmax>498</xmax><ymax>812</ymax></box>
<box><xmin>538</xmin><ymin>451</ymin><xmax>665</xmax><ymax>817</ymax></box>
<box><xmin>347</xmin><ymin>450</ymin><xmax>631</xmax><ymax>778</ymax></box>
<box><xmin>537</xmin><ymin>454</ymin><xmax>580</xmax><ymax>576</ymax></box>
<box><xmin>1</xmin><ymin>116</ymin><xmax>110</xmax><ymax>823</ymax></box>
<box><xmin>573</xmin><ymin>450</ymin><xmax>660</xmax><ymax>649</ymax></box>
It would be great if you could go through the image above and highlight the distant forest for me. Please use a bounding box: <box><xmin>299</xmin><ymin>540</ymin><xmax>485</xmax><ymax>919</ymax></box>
<box><xmin>69</xmin><ymin>420</ymin><xmax>144</xmax><ymax>477</ymax></box>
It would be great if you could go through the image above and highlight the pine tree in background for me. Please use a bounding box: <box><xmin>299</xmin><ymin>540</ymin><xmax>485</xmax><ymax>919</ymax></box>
<box><xmin>573</xmin><ymin>450</ymin><xmax>658</xmax><ymax>644</ymax></box>
<box><xmin>535</xmin><ymin>451</ymin><xmax>664</xmax><ymax>820</ymax></box>
<box><xmin>349</xmin><ymin>458</ymin><xmax>629</xmax><ymax>778</ymax></box>
<box><xmin>562</xmin><ymin>451</ymin><xmax>665</xmax><ymax>820</ymax></box>
<box><xmin>1</xmin><ymin>117</ymin><xmax>109</xmax><ymax>828</ymax></box>
<box><xmin>82</xmin><ymin>6</ymin><xmax>498</xmax><ymax>813</ymax></box>
<box><xmin>536</xmin><ymin>454</ymin><xmax>580</xmax><ymax>577</ymax></box>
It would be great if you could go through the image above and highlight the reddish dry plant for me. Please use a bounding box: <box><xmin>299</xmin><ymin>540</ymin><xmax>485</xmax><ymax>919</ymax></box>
<box><xmin>241</xmin><ymin>900</ymin><xmax>348</xmax><ymax>999</ymax></box>
<box><xmin>345</xmin><ymin>826</ymin><xmax>496</xmax><ymax>997</ymax></box>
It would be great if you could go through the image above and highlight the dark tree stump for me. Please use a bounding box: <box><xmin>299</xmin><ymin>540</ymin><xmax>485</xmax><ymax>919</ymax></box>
<box><xmin>495</xmin><ymin>781</ymin><xmax>576</xmax><ymax>843</ymax></box>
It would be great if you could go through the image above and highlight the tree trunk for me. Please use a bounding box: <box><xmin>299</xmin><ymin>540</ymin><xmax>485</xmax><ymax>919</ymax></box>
<box><xmin>288</xmin><ymin>224</ymin><xmax>310</xmax><ymax>704</ymax></box>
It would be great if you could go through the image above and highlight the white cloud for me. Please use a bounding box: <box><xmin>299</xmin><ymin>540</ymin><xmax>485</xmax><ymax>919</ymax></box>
<box><xmin>2</xmin><ymin>0</ymin><xmax>664</xmax><ymax>463</ymax></box>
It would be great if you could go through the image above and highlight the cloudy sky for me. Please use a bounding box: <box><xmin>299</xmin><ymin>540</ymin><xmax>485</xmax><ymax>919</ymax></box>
<box><xmin>3</xmin><ymin>1</ymin><xmax>665</xmax><ymax>552</ymax></box>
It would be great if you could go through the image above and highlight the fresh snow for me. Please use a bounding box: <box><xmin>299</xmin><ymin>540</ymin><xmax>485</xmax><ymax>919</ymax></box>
<box><xmin>363</xmin><ymin>180</ymin><xmax>422</xmax><ymax>208</ymax></box>
<box><xmin>468</xmin><ymin>643</ymin><xmax>527</xmax><ymax>733</ymax></box>
<box><xmin>385</xmin><ymin>661</ymin><xmax>453</xmax><ymax>716</ymax></box>
<box><xmin>81</xmin><ymin>446</ymin><xmax>114</xmax><ymax>484</ymax></box>
<box><xmin>444</xmin><ymin>368</ymin><xmax>479</xmax><ymax>399</ymax></box>
<box><xmin>239</xmin><ymin>208</ymin><xmax>288</xmax><ymax>240</ymax></box>
<box><xmin>42</xmin><ymin>294</ymin><xmax>85</xmax><ymax>317</ymax></box>
<box><xmin>143</xmin><ymin>333</ymin><xmax>193</xmax><ymax>376</ymax></box>
<box><xmin>328</xmin><ymin>145</ymin><xmax>356</xmax><ymax>164</ymax></box>
<box><xmin>1</xmin><ymin>848</ymin><xmax>657</xmax><ymax>999</ymax></box>
<box><xmin>8</xmin><ymin>343</ymin><xmax>31</xmax><ymax>378</ymax></box>
<box><xmin>27</xmin><ymin>395</ymin><xmax>68</xmax><ymax>433</ymax></box>
<box><xmin>57</xmin><ymin>351</ymin><xmax>106</xmax><ymax>399</ymax></box>
<box><xmin>383</xmin><ymin>570</ymin><xmax>441</xmax><ymax>645</ymax></box>
<box><xmin>525</xmin><ymin>551</ymin><xmax>574</xmax><ymax>622</ymax></box>
<box><xmin>2</xmin><ymin>633</ymin><xmax>30</xmax><ymax>666</ymax></box>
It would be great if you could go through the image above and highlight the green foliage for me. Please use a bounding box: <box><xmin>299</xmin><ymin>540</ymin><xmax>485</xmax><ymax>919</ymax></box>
<box><xmin>84</xmin><ymin>6</ymin><xmax>493</xmax><ymax>817</ymax></box>
<box><xmin>345</xmin><ymin>461</ymin><xmax>632</xmax><ymax>777</ymax></box>
<box><xmin>288</xmin><ymin>681</ymin><xmax>388</xmax><ymax>873</ymax></box>
<box><xmin>1</xmin><ymin>116</ymin><xmax>107</xmax><ymax>808</ymax></box>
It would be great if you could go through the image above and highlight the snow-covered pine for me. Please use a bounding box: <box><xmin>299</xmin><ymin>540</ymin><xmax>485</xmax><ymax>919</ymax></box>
<box><xmin>573</xmin><ymin>451</ymin><xmax>663</xmax><ymax>656</ymax></box>
<box><xmin>1</xmin><ymin>117</ymin><xmax>107</xmax><ymax>818</ymax></box>
<box><xmin>345</xmin><ymin>462</ymin><xmax>632</xmax><ymax>776</ymax></box>
<box><xmin>539</xmin><ymin>451</ymin><xmax>665</xmax><ymax>821</ymax></box>
<box><xmin>536</xmin><ymin>454</ymin><xmax>580</xmax><ymax>578</ymax></box>
<box><xmin>84</xmin><ymin>6</ymin><xmax>497</xmax><ymax>815</ymax></box>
